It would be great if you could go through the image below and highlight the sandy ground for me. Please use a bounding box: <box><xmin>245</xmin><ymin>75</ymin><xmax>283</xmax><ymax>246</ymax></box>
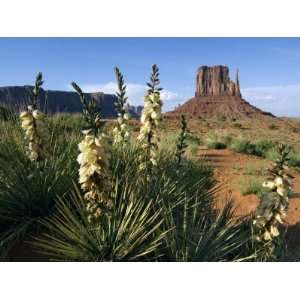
<box><xmin>198</xmin><ymin>148</ymin><xmax>300</xmax><ymax>249</ymax></box>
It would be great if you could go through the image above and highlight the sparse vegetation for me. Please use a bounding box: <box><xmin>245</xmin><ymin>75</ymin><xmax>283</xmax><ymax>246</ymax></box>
<box><xmin>237</xmin><ymin>178</ymin><xmax>265</xmax><ymax>197</ymax></box>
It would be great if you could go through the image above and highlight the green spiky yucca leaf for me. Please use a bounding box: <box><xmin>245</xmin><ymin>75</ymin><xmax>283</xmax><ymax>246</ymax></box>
<box><xmin>0</xmin><ymin>124</ymin><xmax>78</xmax><ymax>259</ymax></box>
<box><xmin>33</xmin><ymin>182</ymin><xmax>169</xmax><ymax>262</ymax></box>
<box><xmin>160</xmin><ymin>199</ymin><xmax>255</xmax><ymax>262</ymax></box>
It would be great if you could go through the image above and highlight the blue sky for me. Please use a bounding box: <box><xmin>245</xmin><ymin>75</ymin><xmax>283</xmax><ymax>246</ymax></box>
<box><xmin>1</xmin><ymin>37</ymin><xmax>300</xmax><ymax>116</ymax></box>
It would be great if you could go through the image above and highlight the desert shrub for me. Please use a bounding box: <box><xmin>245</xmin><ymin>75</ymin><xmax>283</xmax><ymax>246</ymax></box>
<box><xmin>229</xmin><ymin>139</ymin><xmax>256</xmax><ymax>155</ymax></box>
<box><xmin>207</xmin><ymin>141</ymin><xmax>226</xmax><ymax>149</ymax></box>
<box><xmin>0</xmin><ymin>123</ymin><xmax>78</xmax><ymax>259</ymax></box>
<box><xmin>228</xmin><ymin>138</ymin><xmax>300</xmax><ymax>173</ymax></box>
<box><xmin>255</xmin><ymin>140</ymin><xmax>276</xmax><ymax>156</ymax></box>
<box><xmin>229</xmin><ymin>138</ymin><xmax>276</xmax><ymax>157</ymax></box>
<box><xmin>238</xmin><ymin>178</ymin><xmax>266</xmax><ymax>197</ymax></box>
<box><xmin>289</xmin><ymin>152</ymin><xmax>300</xmax><ymax>169</ymax></box>
<box><xmin>233</xmin><ymin>122</ymin><xmax>242</xmax><ymax>129</ymax></box>
<box><xmin>218</xmin><ymin>115</ymin><xmax>227</xmax><ymax>122</ymax></box>
<box><xmin>292</xmin><ymin>127</ymin><xmax>300</xmax><ymax>133</ymax></box>
<box><xmin>268</xmin><ymin>123</ymin><xmax>278</xmax><ymax>130</ymax></box>
<box><xmin>205</xmin><ymin>132</ymin><xmax>231</xmax><ymax>150</ymax></box>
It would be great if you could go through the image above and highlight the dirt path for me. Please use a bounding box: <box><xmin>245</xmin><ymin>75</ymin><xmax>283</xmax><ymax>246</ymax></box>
<box><xmin>198</xmin><ymin>148</ymin><xmax>300</xmax><ymax>248</ymax></box>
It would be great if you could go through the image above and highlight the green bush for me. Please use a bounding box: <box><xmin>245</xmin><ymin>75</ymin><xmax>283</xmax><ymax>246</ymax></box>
<box><xmin>229</xmin><ymin>138</ymin><xmax>277</xmax><ymax>158</ymax></box>
<box><xmin>239</xmin><ymin>179</ymin><xmax>265</xmax><ymax>197</ymax></box>
<box><xmin>233</xmin><ymin>122</ymin><xmax>242</xmax><ymax>129</ymax></box>
<box><xmin>207</xmin><ymin>141</ymin><xmax>227</xmax><ymax>149</ymax></box>
<box><xmin>205</xmin><ymin>132</ymin><xmax>231</xmax><ymax>150</ymax></box>
<box><xmin>229</xmin><ymin>139</ymin><xmax>257</xmax><ymax>155</ymax></box>
<box><xmin>289</xmin><ymin>152</ymin><xmax>300</xmax><ymax>169</ymax></box>
<box><xmin>255</xmin><ymin>140</ymin><xmax>275</xmax><ymax>156</ymax></box>
<box><xmin>268</xmin><ymin>123</ymin><xmax>278</xmax><ymax>130</ymax></box>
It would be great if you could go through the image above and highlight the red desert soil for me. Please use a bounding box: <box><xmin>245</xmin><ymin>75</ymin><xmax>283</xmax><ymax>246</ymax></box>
<box><xmin>198</xmin><ymin>148</ymin><xmax>300</xmax><ymax>248</ymax></box>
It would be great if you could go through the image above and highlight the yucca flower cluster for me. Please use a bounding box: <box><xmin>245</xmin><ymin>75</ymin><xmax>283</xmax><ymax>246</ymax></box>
<box><xmin>138</xmin><ymin>64</ymin><xmax>163</xmax><ymax>170</ymax></box>
<box><xmin>77</xmin><ymin>131</ymin><xmax>112</xmax><ymax>221</ymax></box>
<box><xmin>20</xmin><ymin>106</ymin><xmax>47</xmax><ymax>161</ymax></box>
<box><xmin>19</xmin><ymin>72</ymin><xmax>47</xmax><ymax>162</ymax></box>
<box><xmin>72</xmin><ymin>82</ymin><xmax>111</xmax><ymax>222</ymax></box>
<box><xmin>253</xmin><ymin>144</ymin><xmax>293</xmax><ymax>242</ymax></box>
<box><xmin>112</xmin><ymin>67</ymin><xmax>130</xmax><ymax>145</ymax></box>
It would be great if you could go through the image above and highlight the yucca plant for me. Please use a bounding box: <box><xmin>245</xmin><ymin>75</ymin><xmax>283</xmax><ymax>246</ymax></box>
<box><xmin>33</xmin><ymin>140</ymin><xmax>254</xmax><ymax>262</ymax></box>
<box><xmin>33</xmin><ymin>182</ymin><xmax>168</xmax><ymax>261</ymax></box>
<box><xmin>0</xmin><ymin>129</ymin><xmax>78</xmax><ymax>260</ymax></box>
<box><xmin>72</xmin><ymin>81</ymin><xmax>112</xmax><ymax>222</ymax></box>
<box><xmin>138</xmin><ymin>64</ymin><xmax>163</xmax><ymax>174</ymax></box>
<box><xmin>0</xmin><ymin>73</ymin><xmax>79</xmax><ymax>260</ymax></box>
<box><xmin>19</xmin><ymin>72</ymin><xmax>48</xmax><ymax>162</ymax></box>
<box><xmin>160</xmin><ymin>198</ymin><xmax>254</xmax><ymax>261</ymax></box>
<box><xmin>252</xmin><ymin>143</ymin><xmax>294</xmax><ymax>261</ymax></box>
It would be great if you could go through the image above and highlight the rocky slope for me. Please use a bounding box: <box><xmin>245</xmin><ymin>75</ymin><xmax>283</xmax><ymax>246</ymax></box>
<box><xmin>167</xmin><ymin>65</ymin><xmax>274</xmax><ymax>119</ymax></box>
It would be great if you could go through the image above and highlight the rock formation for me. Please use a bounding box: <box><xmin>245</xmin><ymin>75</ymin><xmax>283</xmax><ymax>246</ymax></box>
<box><xmin>0</xmin><ymin>86</ymin><xmax>140</xmax><ymax>118</ymax></box>
<box><xmin>168</xmin><ymin>65</ymin><xmax>273</xmax><ymax>118</ymax></box>
<box><xmin>195</xmin><ymin>65</ymin><xmax>241</xmax><ymax>97</ymax></box>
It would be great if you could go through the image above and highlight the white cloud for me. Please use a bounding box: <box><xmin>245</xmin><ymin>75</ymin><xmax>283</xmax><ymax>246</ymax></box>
<box><xmin>80</xmin><ymin>82</ymin><xmax>185</xmax><ymax>111</ymax></box>
<box><xmin>242</xmin><ymin>84</ymin><xmax>300</xmax><ymax>117</ymax></box>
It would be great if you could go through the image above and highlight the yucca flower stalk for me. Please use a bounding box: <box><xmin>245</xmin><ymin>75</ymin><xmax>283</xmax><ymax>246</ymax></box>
<box><xmin>138</xmin><ymin>64</ymin><xmax>163</xmax><ymax>173</ymax></box>
<box><xmin>175</xmin><ymin>115</ymin><xmax>188</xmax><ymax>168</ymax></box>
<box><xmin>253</xmin><ymin>143</ymin><xmax>293</xmax><ymax>255</ymax></box>
<box><xmin>72</xmin><ymin>82</ymin><xmax>112</xmax><ymax>222</ymax></box>
<box><xmin>112</xmin><ymin>67</ymin><xmax>130</xmax><ymax>145</ymax></box>
<box><xmin>19</xmin><ymin>72</ymin><xmax>47</xmax><ymax>162</ymax></box>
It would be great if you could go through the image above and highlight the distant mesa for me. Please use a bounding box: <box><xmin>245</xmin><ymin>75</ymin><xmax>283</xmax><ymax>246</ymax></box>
<box><xmin>167</xmin><ymin>65</ymin><xmax>274</xmax><ymax>118</ymax></box>
<box><xmin>0</xmin><ymin>86</ymin><xmax>140</xmax><ymax>118</ymax></box>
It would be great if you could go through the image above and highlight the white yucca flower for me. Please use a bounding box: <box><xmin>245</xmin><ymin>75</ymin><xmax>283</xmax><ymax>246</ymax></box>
<box><xmin>20</xmin><ymin>106</ymin><xmax>47</xmax><ymax>162</ymax></box>
<box><xmin>113</xmin><ymin>112</ymin><xmax>130</xmax><ymax>145</ymax></box>
<box><xmin>77</xmin><ymin>131</ymin><xmax>111</xmax><ymax>222</ymax></box>
<box><xmin>72</xmin><ymin>81</ymin><xmax>112</xmax><ymax>222</ymax></box>
<box><xmin>253</xmin><ymin>144</ymin><xmax>293</xmax><ymax>243</ymax></box>
<box><xmin>138</xmin><ymin>92</ymin><xmax>162</xmax><ymax>170</ymax></box>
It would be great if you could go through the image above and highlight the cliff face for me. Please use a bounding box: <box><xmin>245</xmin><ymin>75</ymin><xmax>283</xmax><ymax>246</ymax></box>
<box><xmin>0</xmin><ymin>86</ymin><xmax>139</xmax><ymax>118</ymax></box>
<box><xmin>196</xmin><ymin>65</ymin><xmax>241</xmax><ymax>97</ymax></box>
<box><xmin>168</xmin><ymin>65</ymin><xmax>273</xmax><ymax>119</ymax></box>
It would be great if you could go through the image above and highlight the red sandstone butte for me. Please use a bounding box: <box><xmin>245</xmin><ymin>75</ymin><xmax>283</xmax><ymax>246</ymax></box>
<box><xmin>167</xmin><ymin>65</ymin><xmax>273</xmax><ymax>119</ymax></box>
